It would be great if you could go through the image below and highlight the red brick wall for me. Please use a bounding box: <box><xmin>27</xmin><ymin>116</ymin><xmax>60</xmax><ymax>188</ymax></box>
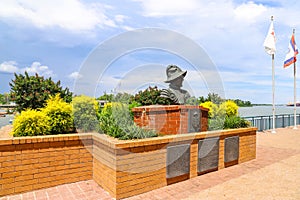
<box><xmin>132</xmin><ymin>105</ymin><xmax>209</xmax><ymax>135</ymax></box>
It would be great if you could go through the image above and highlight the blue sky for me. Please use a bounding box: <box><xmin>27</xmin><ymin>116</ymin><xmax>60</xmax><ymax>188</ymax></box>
<box><xmin>0</xmin><ymin>0</ymin><xmax>300</xmax><ymax>104</ymax></box>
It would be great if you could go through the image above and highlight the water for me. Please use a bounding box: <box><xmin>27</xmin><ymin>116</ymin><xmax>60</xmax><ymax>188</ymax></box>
<box><xmin>239</xmin><ymin>105</ymin><xmax>300</xmax><ymax>117</ymax></box>
<box><xmin>0</xmin><ymin>114</ymin><xmax>14</xmax><ymax>128</ymax></box>
<box><xmin>239</xmin><ymin>105</ymin><xmax>300</xmax><ymax>131</ymax></box>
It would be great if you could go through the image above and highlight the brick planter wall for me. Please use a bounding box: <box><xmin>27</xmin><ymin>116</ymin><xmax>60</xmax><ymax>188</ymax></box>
<box><xmin>132</xmin><ymin>105</ymin><xmax>209</xmax><ymax>135</ymax></box>
<box><xmin>0</xmin><ymin>127</ymin><xmax>257</xmax><ymax>199</ymax></box>
<box><xmin>0</xmin><ymin>134</ymin><xmax>93</xmax><ymax>196</ymax></box>
<box><xmin>92</xmin><ymin>127</ymin><xmax>257</xmax><ymax>199</ymax></box>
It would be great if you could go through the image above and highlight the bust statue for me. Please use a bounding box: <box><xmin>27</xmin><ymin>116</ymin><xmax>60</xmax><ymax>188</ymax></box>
<box><xmin>161</xmin><ymin>65</ymin><xmax>191</xmax><ymax>104</ymax></box>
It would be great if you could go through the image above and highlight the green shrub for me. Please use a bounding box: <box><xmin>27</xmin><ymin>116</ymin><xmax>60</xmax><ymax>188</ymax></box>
<box><xmin>208</xmin><ymin>117</ymin><xmax>225</xmax><ymax>131</ymax></box>
<box><xmin>99</xmin><ymin>102</ymin><xmax>157</xmax><ymax>140</ymax></box>
<box><xmin>99</xmin><ymin>102</ymin><xmax>125</xmax><ymax>138</ymax></box>
<box><xmin>133</xmin><ymin>86</ymin><xmax>171</xmax><ymax>105</ymax></box>
<box><xmin>12</xmin><ymin>109</ymin><xmax>51</xmax><ymax>136</ymax></box>
<box><xmin>41</xmin><ymin>94</ymin><xmax>74</xmax><ymax>134</ymax></box>
<box><xmin>224</xmin><ymin>116</ymin><xmax>250</xmax><ymax>129</ymax></box>
<box><xmin>208</xmin><ymin>116</ymin><xmax>250</xmax><ymax>131</ymax></box>
<box><xmin>73</xmin><ymin>95</ymin><xmax>100</xmax><ymax>132</ymax></box>
<box><xmin>129</xmin><ymin>101</ymin><xmax>141</xmax><ymax>119</ymax></box>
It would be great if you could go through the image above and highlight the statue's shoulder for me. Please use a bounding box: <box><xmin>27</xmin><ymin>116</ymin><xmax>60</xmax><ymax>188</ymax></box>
<box><xmin>180</xmin><ymin>89</ymin><xmax>189</xmax><ymax>94</ymax></box>
<box><xmin>180</xmin><ymin>89</ymin><xmax>191</xmax><ymax>97</ymax></box>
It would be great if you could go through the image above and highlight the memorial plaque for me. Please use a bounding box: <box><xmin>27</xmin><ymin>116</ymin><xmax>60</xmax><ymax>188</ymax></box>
<box><xmin>188</xmin><ymin>109</ymin><xmax>201</xmax><ymax>133</ymax></box>
<box><xmin>198</xmin><ymin>137</ymin><xmax>219</xmax><ymax>173</ymax></box>
<box><xmin>224</xmin><ymin>136</ymin><xmax>239</xmax><ymax>162</ymax></box>
<box><xmin>166</xmin><ymin>144</ymin><xmax>190</xmax><ymax>179</ymax></box>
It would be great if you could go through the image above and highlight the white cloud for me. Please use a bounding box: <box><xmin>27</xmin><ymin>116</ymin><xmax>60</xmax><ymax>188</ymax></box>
<box><xmin>0</xmin><ymin>61</ymin><xmax>19</xmax><ymax>73</ymax></box>
<box><xmin>234</xmin><ymin>1</ymin><xmax>267</xmax><ymax>23</ymax></box>
<box><xmin>115</xmin><ymin>15</ymin><xmax>127</xmax><ymax>23</ymax></box>
<box><xmin>0</xmin><ymin>0</ymin><xmax>116</xmax><ymax>33</ymax></box>
<box><xmin>0</xmin><ymin>61</ymin><xmax>53</xmax><ymax>76</ymax></box>
<box><xmin>68</xmin><ymin>71</ymin><xmax>82</xmax><ymax>80</ymax></box>
<box><xmin>23</xmin><ymin>62</ymin><xmax>53</xmax><ymax>76</ymax></box>
<box><xmin>134</xmin><ymin>0</ymin><xmax>201</xmax><ymax>17</ymax></box>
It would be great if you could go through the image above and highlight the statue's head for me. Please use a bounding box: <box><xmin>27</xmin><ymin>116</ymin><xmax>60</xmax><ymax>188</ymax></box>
<box><xmin>164</xmin><ymin>65</ymin><xmax>187</xmax><ymax>83</ymax></box>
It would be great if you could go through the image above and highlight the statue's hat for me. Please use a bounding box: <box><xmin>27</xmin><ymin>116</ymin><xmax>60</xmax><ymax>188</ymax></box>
<box><xmin>164</xmin><ymin>65</ymin><xmax>187</xmax><ymax>83</ymax></box>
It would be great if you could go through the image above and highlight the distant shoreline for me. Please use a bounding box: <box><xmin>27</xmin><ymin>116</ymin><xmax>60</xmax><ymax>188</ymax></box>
<box><xmin>251</xmin><ymin>104</ymin><xmax>287</xmax><ymax>106</ymax></box>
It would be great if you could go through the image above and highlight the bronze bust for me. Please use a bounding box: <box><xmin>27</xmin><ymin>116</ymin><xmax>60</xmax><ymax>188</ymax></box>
<box><xmin>161</xmin><ymin>65</ymin><xmax>191</xmax><ymax>104</ymax></box>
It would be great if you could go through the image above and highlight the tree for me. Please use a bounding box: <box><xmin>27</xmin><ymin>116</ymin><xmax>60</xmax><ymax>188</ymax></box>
<box><xmin>186</xmin><ymin>96</ymin><xmax>200</xmax><ymax>105</ymax></box>
<box><xmin>9</xmin><ymin>72</ymin><xmax>72</xmax><ymax>112</ymax></box>
<box><xmin>206</xmin><ymin>93</ymin><xmax>224</xmax><ymax>104</ymax></box>
<box><xmin>198</xmin><ymin>96</ymin><xmax>206</xmax><ymax>104</ymax></box>
<box><xmin>233</xmin><ymin>99</ymin><xmax>252</xmax><ymax>107</ymax></box>
<box><xmin>97</xmin><ymin>92</ymin><xmax>114</xmax><ymax>102</ymax></box>
<box><xmin>114</xmin><ymin>92</ymin><xmax>133</xmax><ymax>103</ymax></box>
<box><xmin>0</xmin><ymin>94</ymin><xmax>5</xmax><ymax>104</ymax></box>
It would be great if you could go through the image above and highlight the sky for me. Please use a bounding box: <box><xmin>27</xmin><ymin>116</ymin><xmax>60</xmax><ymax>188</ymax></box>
<box><xmin>0</xmin><ymin>0</ymin><xmax>300</xmax><ymax>104</ymax></box>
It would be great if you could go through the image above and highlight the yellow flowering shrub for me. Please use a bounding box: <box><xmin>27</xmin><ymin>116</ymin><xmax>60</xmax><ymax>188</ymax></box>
<box><xmin>12</xmin><ymin>109</ymin><xmax>51</xmax><ymax>136</ymax></box>
<box><xmin>200</xmin><ymin>101</ymin><xmax>218</xmax><ymax>118</ymax></box>
<box><xmin>220</xmin><ymin>100</ymin><xmax>239</xmax><ymax>117</ymax></box>
<box><xmin>41</xmin><ymin>94</ymin><xmax>74</xmax><ymax>134</ymax></box>
<box><xmin>73</xmin><ymin>95</ymin><xmax>99</xmax><ymax>132</ymax></box>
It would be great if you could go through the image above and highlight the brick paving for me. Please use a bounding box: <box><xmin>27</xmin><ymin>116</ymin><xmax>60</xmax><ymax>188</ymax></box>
<box><xmin>0</xmin><ymin>180</ymin><xmax>111</xmax><ymax>200</ymax></box>
<box><xmin>1</xmin><ymin>127</ymin><xmax>300</xmax><ymax>200</ymax></box>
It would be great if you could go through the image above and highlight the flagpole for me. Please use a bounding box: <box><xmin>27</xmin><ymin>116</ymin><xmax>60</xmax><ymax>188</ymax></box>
<box><xmin>293</xmin><ymin>29</ymin><xmax>298</xmax><ymax>129</ymax></box>
<box><xmin>271</xmin><ymin>16</ymin><xmax>276</xmax><ymax>133</ymax></box>
<box><xmin>293</xmin><ymin>60</ymin><xmax>297</xmax><ymax>129</ymax></box>
<box><xmin>272</xmin><ymin>53</ymin><xmax>276</xmax><ymax>133</ymax></box>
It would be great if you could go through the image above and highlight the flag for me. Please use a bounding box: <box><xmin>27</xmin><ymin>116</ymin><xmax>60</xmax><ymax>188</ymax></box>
<box><xmin>263</xmin><ymin>21</ymin><xmax>276</xmax><ymax>55</ymax></box>
<box><xmin>284</xmin><ymin>32</ymin><xmax>299</xmax><ymax>68</ymax></box>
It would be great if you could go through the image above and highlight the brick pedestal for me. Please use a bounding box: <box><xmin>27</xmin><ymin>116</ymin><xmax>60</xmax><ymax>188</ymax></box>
<box><xmin>132</xmin><ymin>105</ymin><xmax>209</xmax><ymax>135</ymax></box>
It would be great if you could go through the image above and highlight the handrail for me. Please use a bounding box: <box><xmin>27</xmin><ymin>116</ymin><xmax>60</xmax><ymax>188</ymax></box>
<box><xmin>241</xmin><ymin>113</ymin><xmax>300</xmax><ymax>131</ymax></box>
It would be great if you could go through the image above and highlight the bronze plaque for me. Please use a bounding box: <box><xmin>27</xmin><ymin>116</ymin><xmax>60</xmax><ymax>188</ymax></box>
<box><xmin>166</xmin><ymin>144</ymin><xmax>190</xmax><ymax>178</ymax></box>
<box><xmin>198</xmin><ymin>137</ymin><xmax>219</xmax><ymax>173</ymax></box>
<box><xmin>224</xmin><ymin>136</ymin><xmax>239</xmax><ymax>162</ymax></box>
<box><xmin>188</xmin><ymin>109</ymin><xmax>201</xmax><ymax>132</ymax></box>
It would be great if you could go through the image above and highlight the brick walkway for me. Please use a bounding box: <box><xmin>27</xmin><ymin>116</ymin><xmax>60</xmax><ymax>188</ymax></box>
<box><xmin>1</xmin><ymin>127</ymin><xmax>300</xmax><ymax>200</ymax></box>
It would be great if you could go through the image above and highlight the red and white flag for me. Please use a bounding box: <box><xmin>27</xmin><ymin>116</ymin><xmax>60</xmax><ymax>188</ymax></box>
<box><xmin>263</xmin><ymin>21</ymin><xmax>276</xmax><ymax>55</ymax></box>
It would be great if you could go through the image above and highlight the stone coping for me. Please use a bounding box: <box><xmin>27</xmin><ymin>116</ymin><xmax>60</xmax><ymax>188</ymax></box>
<box><xmin>0</xmin><ymin>127</ymin><xmax>257</xmax><ymax>149</ymax></box>
<box><xmin>0</xmin><ymin>133</ymin><xmax>93</xmax><ymax>145</ymax></box>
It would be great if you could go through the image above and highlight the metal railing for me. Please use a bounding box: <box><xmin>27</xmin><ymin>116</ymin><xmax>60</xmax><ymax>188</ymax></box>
<box><xmin>242</xmin><ymin>114</ymin><xmax>300</xmax><ymax>131</ymax></box>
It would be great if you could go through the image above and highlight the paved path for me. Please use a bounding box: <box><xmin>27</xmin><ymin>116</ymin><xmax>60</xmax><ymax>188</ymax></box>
<box><xmin>1</xmin><ymin>127</ymin><xmax>300</xmax><ymax>200</ymax></box>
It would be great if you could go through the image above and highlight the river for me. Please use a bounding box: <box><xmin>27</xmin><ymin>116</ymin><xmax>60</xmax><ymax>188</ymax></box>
<box><xmin>239</xmin><ymin>105</ymin><xmax>300</xmax><ymax>117</ymax></box>
<box><xmin>0</xmin><ymin>114</ymin><xmax>14</xmax><ymax>128</ymax></box>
